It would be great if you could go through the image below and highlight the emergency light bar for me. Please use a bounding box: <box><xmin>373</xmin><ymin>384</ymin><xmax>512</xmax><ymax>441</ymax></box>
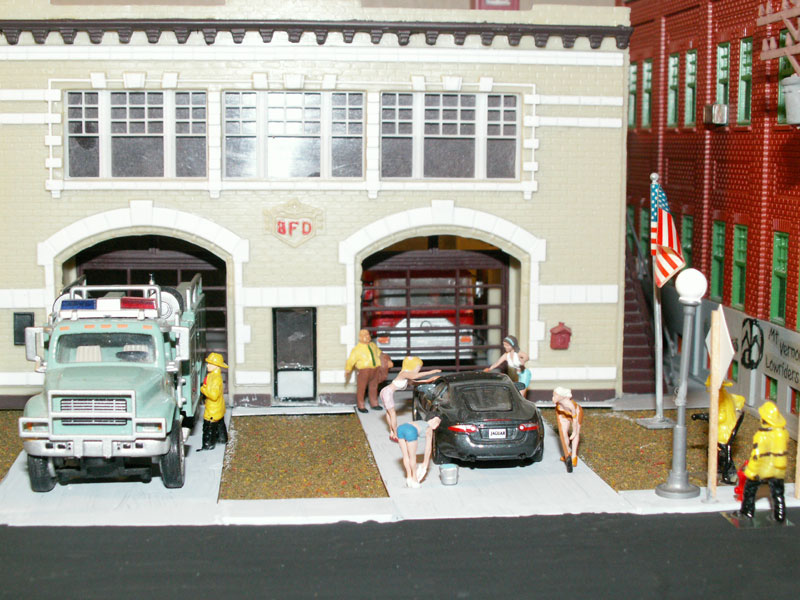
<box><xmin>59</xmin><ymin>297</ymin><xmax>159</xmax><ymax>319</ymax></box>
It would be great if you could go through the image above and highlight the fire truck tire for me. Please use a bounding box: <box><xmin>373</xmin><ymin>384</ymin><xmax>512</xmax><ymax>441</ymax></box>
<box><xmin>160</xmin><ymin>286</ymin><xmax>185</xmax><ymax>313</ymax></box>
<box><xmin>160</xmin><ymin>417</ymin><xmax>185</xmax><ymax>489</ymax></box>
<box><xmin>27</xmin><ymin>455</ymin><xmax>56</xmax><ymax>492</ymax></box>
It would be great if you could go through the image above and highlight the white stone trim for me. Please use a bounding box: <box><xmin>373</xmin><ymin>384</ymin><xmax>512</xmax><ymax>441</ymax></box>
<box><xmin>0</xmin><ymin>372</ymin><xmax>45</xmax><ymax>386</ymax></box>
<box><xmin>535</xmin><ymin>116</ymin><xmax>623</xmax><ymax>129</ymax></box>
<box><xmin>0</xmin><ymin>45</ymin><xmax>624</xmax><ymax>69</ymax></box>
<box><xmin>531</xmin><ymin>366</ymin><xmax>617</xmax><ymax>381</ymax></box>
<box><xmin>235</xmin><ymin>370</ymin><xmax>271</xmax><ymax>385</ymax></box>
<box><xmin>0</xmin><ymin>113</ymin><xmax>60</xmax><ymax>125</ymax></box>
<box><xmin>0</xmin><ymin>289</ymin><xmax>48</xmax><ymax>309</ymax></box>
<box><xmin>0</xmin><ymin>89</ymin><xmax>60</xmax><ymax>101</ymax></box>
<box><xmin>538</xmin><ymin>285</ymin><xmax>618</xmax><ymax>304</ymax></box>
<box><xmin>320</xmin><ymin>370</ymin><xmax>346</xmax><ymax>384</ymax></box>
<box><xmin>35</xmin><ymin>200</ymin><xmax>251</xmax><ymax>363</ymax></box>
<box><xmin>242</xmin><ymin>286</ymin><xmax>347</xmax><ymax>307</ymax></box>
<box><xmin>536</xmin><ymin>95</ymin><xmax>624</xmax><ymax>106</ymax></box>
<box><xmin>339</xmin><ymin>199</ymin><xmax>547</xmax><ymax>360</ymax></box>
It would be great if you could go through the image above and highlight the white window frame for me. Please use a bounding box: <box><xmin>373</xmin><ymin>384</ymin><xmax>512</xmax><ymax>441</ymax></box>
<box><xmin>223</xmin><ymin>90</ymin><xmax>364</xmax><ymax>180</ymax></box>
<box><xmin>379</xmin><ymin>91</ymin><xmax>520</xmax><ymax>181</ymax></box>
<box><xmin>65</xmin><ymin>89</ymin><xmax>207</xmax><ymax>179</ymax></box>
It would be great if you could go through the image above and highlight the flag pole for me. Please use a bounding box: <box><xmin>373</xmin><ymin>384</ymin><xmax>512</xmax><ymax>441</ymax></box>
<box><xmin>638</xmin><ymin>172</ymin><xmax>675</xmax><ymax>430</ymax></box>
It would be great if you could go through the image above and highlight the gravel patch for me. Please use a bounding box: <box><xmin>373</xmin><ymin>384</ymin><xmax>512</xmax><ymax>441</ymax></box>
<box><xmin>541</xmin><ymin>407</ymin><xmax>797</xmax><ymax>491</ymax></box>
<box><xmin>218</xmin><ymin>414</ymin><xmax>388</xmax><ymax>500</ymax></box>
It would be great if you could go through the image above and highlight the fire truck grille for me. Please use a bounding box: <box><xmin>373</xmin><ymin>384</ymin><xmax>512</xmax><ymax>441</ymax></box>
<box><xmin>58</xmin><ymin>397</ymin><xmax>129</xmax><ymax>426</ymax></box>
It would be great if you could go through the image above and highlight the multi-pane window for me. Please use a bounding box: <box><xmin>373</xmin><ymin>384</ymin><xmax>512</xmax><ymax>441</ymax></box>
<box><xmin>716</xmin><ymin>43</ymin><xmax>730</xmax><ymax>105</ymax></box>
<box><xmin>67</xmin><ymin>90</ymin><xmax>207</xmax><ymax>178</ymax></box>
<box><xmin>224</xmin><ymin>91</ymin><xmax>364</xmax><ymax>179</ymax></box>
<box><xmin>380</xmin><ymin>92</ymin><xmax>518</xmax><ymax>179</ymax></box>
<box><xmin>765</xmin><ymin>375</ymin><xmax>778</xmax><ymax>402</ymax></box>
<box><xmin>711</xmin><ymin>221</ymin><xmax>726</xmax><ymax>301</ymax></box>
<box><xmin>738</xmin><ymin>38</ymin><xmax>753</xmax><ymax>124</ymax></box>
<box><xmin>667</xmin><ymin>53</ymin><xmax>680</xmax><ymax>127</ymax></box>
<box><xmin>681</xmin><ymin>215</ymin><xmax>694</xmax><ymax>268</ymax></box>
<box><xmin>731</xmin><ymin>225</ymin><xmax>748</xmax><ymax>309</ymax></box>
<box><xmin>628</xmin><ymin>63</ymin><xmax>638</xmax><ymax>128</ymax></box>
<box><xmin>642</xmin><ymin>59</ymin><xmax>653</xmax><ymax>128</ymax></box>
<box><xmin>684</xmin><ymin>50</ymin><xmax>697</xmax><ymax>126</ymax></box>
<box><xmin>771</xmin><ymin>232</ymin><xmax>789</xmax><ymax>324</ymax></box>
<box><xmin>778</xmin><ymin>30</ymin><xmax>794</xmax><ymax>124</ymax></box>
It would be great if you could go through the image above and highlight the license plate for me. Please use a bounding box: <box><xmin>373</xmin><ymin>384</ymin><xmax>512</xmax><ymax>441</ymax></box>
<box><xmin>488</xmin><ymin>428</ymin><xmax>507</xmax><ymax>439</ymax></box>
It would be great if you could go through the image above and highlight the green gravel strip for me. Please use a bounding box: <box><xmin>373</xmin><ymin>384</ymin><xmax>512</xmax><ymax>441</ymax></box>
<box><xmin>0</xmin><ymin>411</ymin><xmax>22</xmax><ymax>481</ymax></box>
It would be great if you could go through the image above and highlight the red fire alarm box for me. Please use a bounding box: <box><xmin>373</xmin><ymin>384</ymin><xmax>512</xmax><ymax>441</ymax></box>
<box><xmin>550</xmin><ymin>322</ymin><xmax>572</xmax><ymax>350</ymax></box>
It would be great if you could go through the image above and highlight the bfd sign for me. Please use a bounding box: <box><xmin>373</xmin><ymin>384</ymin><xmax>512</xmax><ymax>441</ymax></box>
<box><xmin>276</xmin><ymin>218</ymin><xmax>312</xmax><ymax>238</ymax></box>
<box><xmin>266</xmin><ymin>199</ymin><xmax>323</xmax><ymax>248</ymax></box>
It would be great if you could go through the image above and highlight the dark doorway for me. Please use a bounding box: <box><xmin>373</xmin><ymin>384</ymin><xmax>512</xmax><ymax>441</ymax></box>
<box><xmin>273</xmin><ymin>308</ymin><xmax>317</xmax><ymax>402</ymax></box>
<box><xmin>72</xmin><ymin>235</ymin><xmax>227</xmax><ymax>363</ymax></box>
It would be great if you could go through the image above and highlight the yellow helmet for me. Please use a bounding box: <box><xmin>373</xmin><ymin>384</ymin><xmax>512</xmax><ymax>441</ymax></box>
<box><xmin>205</xmin><ymin>352</ymin><xmax>228</xmax><ymax>369</ymax></box>
<box><xmin>758</xmin><ymin>401</ymin><xmax>785</xmax><ymax>428</ymax></box>
<box><xmin>402</xmin><ymin>356</ymin><xmax>422</xmax><ymax>372</ymax></box>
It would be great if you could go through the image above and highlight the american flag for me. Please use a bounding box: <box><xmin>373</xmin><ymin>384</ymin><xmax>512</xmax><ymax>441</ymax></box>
<box><xmin>650</xmin><ymin>177</ymin><xmax>686</xmax><ymax>288</ymax></box>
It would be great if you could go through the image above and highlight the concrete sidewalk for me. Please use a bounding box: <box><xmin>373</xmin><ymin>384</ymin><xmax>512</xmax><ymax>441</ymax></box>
<box><xmin>1</xmin><ymin>390</ymin><xmax>797</xmax><ymax>526</ymax></box>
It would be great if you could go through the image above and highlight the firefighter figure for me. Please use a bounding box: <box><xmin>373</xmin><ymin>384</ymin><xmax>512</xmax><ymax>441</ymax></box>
<box><xmin>739</xmin><ymin>401</ymin><xmax>789</xmax><ymax>523</ymax></box>
<box><xmin>199</xmin><ymin>352</ymin><xmax>228</xmax><ymax>452</ymax></box>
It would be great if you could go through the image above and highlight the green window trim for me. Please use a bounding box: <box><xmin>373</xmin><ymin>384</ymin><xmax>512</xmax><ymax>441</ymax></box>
<box><xmin>731</xmin><ymin>225</ymin><xmax>747</xmax><ymax>309</ymax></box>
<box><xmin>642</xmin><ymin>59</ymin><xmax>653</xmax><ymax>128</ymax></box>
<box><xmin>737</xmin><ymin>38</ymin><xmax>752</xmax><ymax>125</ymax></box>
<box><xmin>711</xmin><ymin>221</ymin><xmax>726</xmax><ymax>301</ymax></box>
<box><xmin>628</xmin><ymin>63</ymin><xmax>638</xmax><ymax>128</ymax></box>
<box><xmin>681</xmin><ymin>215</ymin><xmax>694</xmax><ymax>268</ymax></box>
<box><xmin>639</xmin><ymin>205</ymin><xmax>650</xmax><ymax>258</ymax></box>
<box><xmin>771</xmin><ymin>232</ymin><xmax>789</xmax><ymax>324</ymax></box>
<box><xmin>667</xmin><ymin>53</ymin><xmax>680</xmax><ymax>127</ymax></box>
<box><xmin>716</xmin><ymin>42</ymin><xmax>730</xmax><ymax>105</ymax></box>
<box><xmin>684</xmin><ymin>50</ymin><xmax>697</xmax><ymax>126</ymax></box>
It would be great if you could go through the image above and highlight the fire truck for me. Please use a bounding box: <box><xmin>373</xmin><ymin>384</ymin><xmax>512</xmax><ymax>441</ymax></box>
<box><xmin>19</xmin><ymin>276</ymin><xmax>205</xmax><ymax>491</ymax></box>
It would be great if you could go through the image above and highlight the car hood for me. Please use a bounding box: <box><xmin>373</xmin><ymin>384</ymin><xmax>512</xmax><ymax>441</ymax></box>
<box><xmin>46</xmin><ymin>365</ymin><xmax>164</xmax><ymax>396</ymax></box>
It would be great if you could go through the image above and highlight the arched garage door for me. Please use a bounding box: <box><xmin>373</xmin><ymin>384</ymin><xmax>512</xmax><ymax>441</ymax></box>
<box><xmin>69</xmin><ymin>235</ymin><xmax>227</xmax><ymax>361</ymax></box>
<box><xmin>361</xmin><ymin>247</ymin><xmax>509</xmax><ymax>372</ymax></box>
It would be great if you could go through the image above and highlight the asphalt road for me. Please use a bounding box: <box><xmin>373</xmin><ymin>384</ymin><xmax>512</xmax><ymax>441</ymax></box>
<box><xmin>3</xmin><ymin>509</ymin><xmax>798</xmax><ymax>599</ymax></box>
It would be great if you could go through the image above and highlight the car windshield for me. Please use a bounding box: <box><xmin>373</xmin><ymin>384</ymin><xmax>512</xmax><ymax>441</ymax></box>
<box><xmin>457</xmin><ymin>383</ymin><xmax>513</xmax><ymax>412</ymax></box>
<box><xmin>55</xmin><ymin>332</ymin><xmax>156</xmax><ymax>364</ymax></box>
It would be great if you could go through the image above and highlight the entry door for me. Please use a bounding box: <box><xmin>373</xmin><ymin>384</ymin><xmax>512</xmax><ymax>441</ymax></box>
<box><xmin>273</xmin><ymin>308</ymin><xmax>316</xmax><ymax>402</ymax></box>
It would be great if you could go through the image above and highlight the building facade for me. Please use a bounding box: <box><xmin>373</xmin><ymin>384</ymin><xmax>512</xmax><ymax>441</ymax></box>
<box><xmin>623</xmin><ymin>0</ymin><xmax>800</xmax><ymax>433</ymax></box>
<box><xmin>0</xmin><ymin>0</ymin><xmax>631</xmax><ymax>405</ymax></box>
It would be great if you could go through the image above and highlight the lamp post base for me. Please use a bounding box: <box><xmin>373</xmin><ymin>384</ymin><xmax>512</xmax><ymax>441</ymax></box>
<box><xmin>655</xmin><ymin>479</ymin><xmax>701</xmax><ymax>499</ymax></box>
<box><xmin>636</xmin><ymin>416</ymin><xmax>675</xmax><ymax>430</ymax></box>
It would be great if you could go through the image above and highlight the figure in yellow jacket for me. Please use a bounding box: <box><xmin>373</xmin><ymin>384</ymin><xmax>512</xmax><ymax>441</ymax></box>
<box><xmin>739</xmin><ymin>401</ymin><xmax>788</xmax><ymax>522</ymax></box>
<box><xmin>199</xmin><ymin>352</ymin><xmax>228</xmax><ymax>452</ymax></box>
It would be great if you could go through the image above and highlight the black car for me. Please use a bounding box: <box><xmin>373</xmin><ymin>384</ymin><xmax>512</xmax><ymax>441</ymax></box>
<box><xmin>411</xmin><ymin>371</ymin><xmax>544</xmax><ymax>465</ymax></box>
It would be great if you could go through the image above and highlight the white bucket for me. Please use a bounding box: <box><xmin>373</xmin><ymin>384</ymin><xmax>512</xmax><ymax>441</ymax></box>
<box><xmin>439</xmin><ymin>463</ymin><xmax>458</xmax><ymax>485</ymax></box>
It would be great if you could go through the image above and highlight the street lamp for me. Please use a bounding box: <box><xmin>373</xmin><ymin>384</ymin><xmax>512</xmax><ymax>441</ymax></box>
<box><xmin>655</xmin><ymin>268</ymin><xmax>707</xmax><ymax>499</ymax></box>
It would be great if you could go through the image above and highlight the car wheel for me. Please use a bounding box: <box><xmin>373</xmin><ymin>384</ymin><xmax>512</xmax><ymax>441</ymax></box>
<box><xmin>159</xmin><ymin>416</ymin><xmax>185</xmax><ymax>489</ymax></box>
<box><xmin>432</xmin><ymin>438</ymin><xmax>445</xmax><ymax>465</ymax></box>
<box><xmin>27</xmin><ymin>455</ymin><xmax>56</xmax><ymax>492</ymax></box>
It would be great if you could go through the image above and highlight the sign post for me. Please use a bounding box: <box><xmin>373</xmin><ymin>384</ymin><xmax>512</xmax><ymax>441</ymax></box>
<box><xmin>703</xmin><ymin>307</ymin><xmax>734</xmax><ymax>501</ymax></box>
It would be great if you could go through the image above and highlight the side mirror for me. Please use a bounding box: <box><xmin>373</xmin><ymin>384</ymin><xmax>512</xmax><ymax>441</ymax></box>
<box><xmin>513</xmin><ymin>382</ymin><xmax>526</xmax><ymax>392</ymax></box>
<box><xmin>25</xmin><ymin>327</ymin><xmax>47</xmax><ymax>373</ymax></box>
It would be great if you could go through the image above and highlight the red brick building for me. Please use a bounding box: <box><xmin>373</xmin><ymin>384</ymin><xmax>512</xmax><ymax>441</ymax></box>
<box><xmin>623</xmin><ymin>0</ymin><xmax>800</xmax><ymax>328</ymax></box>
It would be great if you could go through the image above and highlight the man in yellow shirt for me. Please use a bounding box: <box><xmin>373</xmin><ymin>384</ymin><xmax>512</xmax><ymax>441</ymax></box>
<box><xmin>345</xmin><ymin>329</ymin><xmax>392</xmax><ymax>413</ymax></box>
<box><xmin>199</xmin><ymin>352</ymin><xmax>228</xmax><ymax>451</ymax></box>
